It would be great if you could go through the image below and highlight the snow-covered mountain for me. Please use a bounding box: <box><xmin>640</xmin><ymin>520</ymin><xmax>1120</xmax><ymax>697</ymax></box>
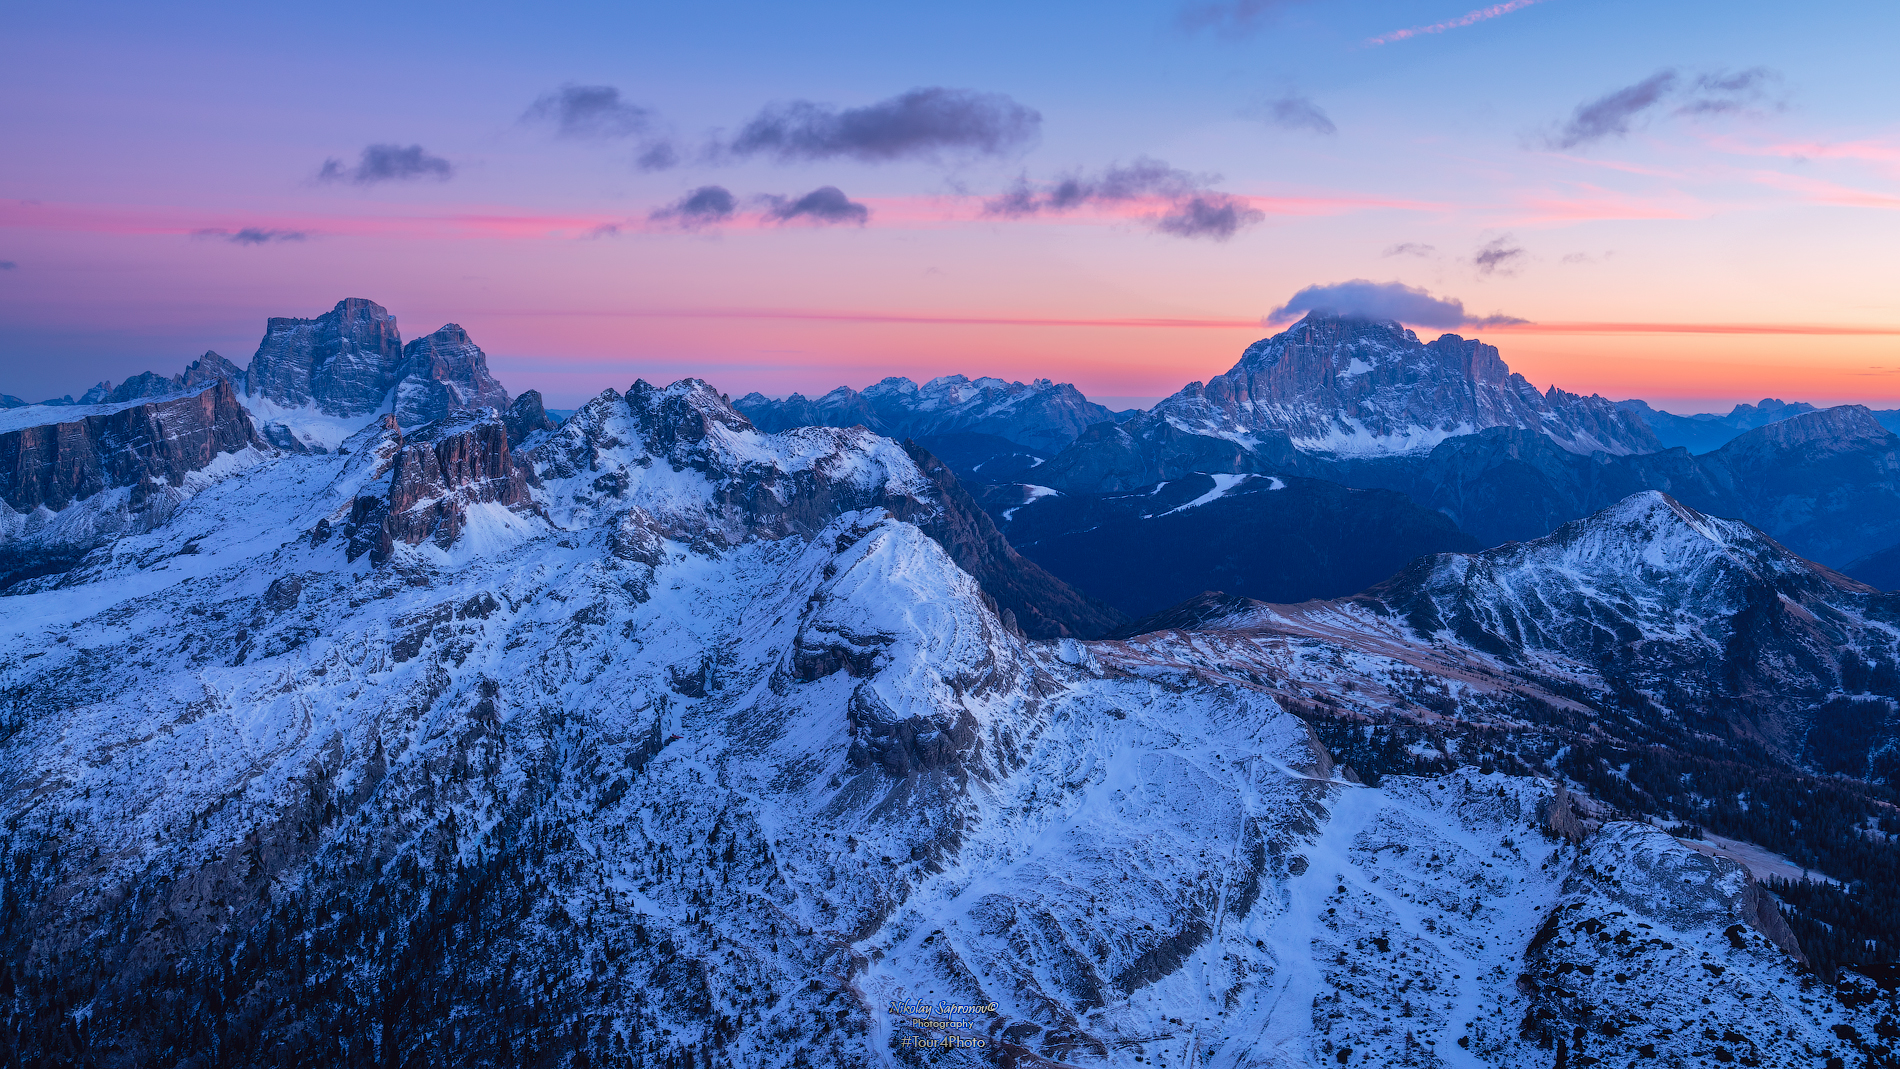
<box><xmin>735</xmin><ymin>374</ymin><xmax>1118</xmax><ymax>458</ymax></box>
<box><xmin>1168</xmin><ymin>314</ymin><xmax>1656</xmax><ymax>456</ymax></box>
<box><xmin>1036</xmin><ymin>314</ymin><xmax>1657</xmax><ymax>493</ymax></box>
<box><xmin>4</xmin><ymin>357</ymin><xmax>1895</xmax><ymax>1066</ymax></box>
<box><xmin>1139</xmin><ymin>491</ymin><xmax>1900</xmax><ymax>790</ymax></box>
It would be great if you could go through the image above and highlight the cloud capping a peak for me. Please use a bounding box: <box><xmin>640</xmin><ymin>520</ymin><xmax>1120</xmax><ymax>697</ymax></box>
<box><xmin>1267</xmin><ymin>279</ymin><xmax>1527</xmax><ymax>328</ymax></box>
<box><xmin>318</xmin><ymin>144</ymin><xmax>454</xmax><ymax>184</ymax></box>
<box><xmin>726</xmin><ymin>87</ymin><xmax>1040</xmax><ymax>164</ymax></box>
<box><xmin>761</xmin><ymin>187</ymin><xmax>870</xmax><ymax>226</ymax></box>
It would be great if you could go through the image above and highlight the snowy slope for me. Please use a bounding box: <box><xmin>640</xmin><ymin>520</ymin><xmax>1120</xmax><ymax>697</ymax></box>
<box><xmin>1</xmin><ymin>383</ymin><xmax>1886</xmax><ymax>1066</ymax></box>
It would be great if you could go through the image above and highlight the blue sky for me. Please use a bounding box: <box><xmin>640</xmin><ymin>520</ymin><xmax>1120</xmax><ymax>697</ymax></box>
<box><xmin>4</xmin><ymin>0</ymin><xmax>1897</xmax><ymax>410</ymax></box>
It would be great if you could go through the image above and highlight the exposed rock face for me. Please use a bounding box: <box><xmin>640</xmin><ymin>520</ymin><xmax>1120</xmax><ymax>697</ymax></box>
<box><xmin>344</xmin><ymin>410</ymin><xmax>533</xmax><ymax>564</ymax></box>
<box><xmin>1038</xmin><ymin>314</ymin><xmax>1659</xmax><ymax>494</ymax></box>
<box><xmin>0</xmin><ymin>379</ymin><xmax>263</xmax><ymax>513</ymax></box>
<box><xmin>103</xmin><ymin>352</ymin><xmax>246</xmax><ymax>405</ymax></box>
<box><xmin>245</xmin><ymin>298</ymin><xmax>405</xmax><ymax>416</ymax></box>
<box><xmin>393</xmin><ymin>324</ymin><xmax>512</xmax><ymax>428</ymax></box>
<box><xmin>502</xmin><ymin>389</ymin><xmax>558</xmax><ymax>446</ymax></box>
<box><xmin>1160</xmin><ymin>315</ymin><xmax>1659</xmax><ymax>457</ymax></box>
<box><xmin>734</xmin><ymin>374</ymin><xmax>1118</xmax><ymax>455</ymax></box>
<box><xmin>0</xmin><ymin>380</ymin><xmax>267</xmax><ymax>588</ymax></box>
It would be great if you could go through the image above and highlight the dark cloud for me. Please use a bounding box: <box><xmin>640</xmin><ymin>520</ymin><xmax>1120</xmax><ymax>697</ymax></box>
<box><xmin>985</xmin><ymin>157</ymin><xmax>1262</xmax><ymax>241</ymax></box>
<box><xmin>1267</xmin><ymin>279</ymin><xmax>1527</xmax><ymax>328</ymax></box>
<box><xmin>1679</xmin><ymin>67</ymin><xmax>1782</xmax><ymax>115</ymax></box>
<box><xmin>987</xmin><ymin>159</ymin><xmax>1200</xmax><ymax>216</ymax></box>
<box><xmin>649</xmin><ymin>185</ymin><xmax>739</xmax><ymax>229</ymax></box>
<box><xmin>1156</xmin><ymin>194</ymin><xmax>1261</xmax><ymax>240</ymax></box>
<box><xmin>318</xmin><ymin>144</ymin><xmax>454</xmax><ymax>184</ymax></box>
<box><xmin>1383</xmin><ymin>242</ymin><xmax>1437</xmax><ymax>258</ymax></box>
<box><xmin>761</xmin><ymin>186</ymin><xmax>869</xmax><ymax>226</ymax></box>
<box><xmin>193</xmin><ymin>228</ymin><xmax>309</xmax><ymax>245</ymax></box>
<box><xmin>525</xmin><ymin>84</ymin><xmax>679</xmax><ymax>170</ymax></box>
<box><xmin>1178</xmin><ymin>0</ymin><xmax>1302</xmax><ymax>35</ymax></box>
<box><xmin>635</xmin><ymin>141</ymin><xmax>680</xmax><ymax>172</ymax></box>
<box><xmin>1553</xmin><ymin>70</ymin><xmax>1678</xmax><ymax>148</ymax></box>
<box><xmin>525</xmin><ymin>84</ymin><xmax>655</xmax><ymax>138</ymax></box>
<box><xmin>1473</xmin><ymin>236</ymin><xmax>1525</xmax><ymax>275</ymax></box>
<box><xmin>0</xmin><ymin>261</ymin><xmax>16</xmax><ymax>270</ymax></box>
<box><xmin>726</xmin><ymin>87</ymin><xmax>1040</xmax><ymax>164</ymax></box>
<box><xmin>1261</xmin><ymin>94</ymin><xmax>1336</xmax><ymax>135</ymax></box>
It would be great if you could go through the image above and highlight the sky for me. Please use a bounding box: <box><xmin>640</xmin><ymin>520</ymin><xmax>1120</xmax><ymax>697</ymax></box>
<box><xmin>2</xmin><ymin>0</ymin><xmax>1898</xmax><ymax>413</ymax></box>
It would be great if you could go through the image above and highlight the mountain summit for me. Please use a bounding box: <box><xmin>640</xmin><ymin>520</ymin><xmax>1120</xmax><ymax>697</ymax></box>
<box><xmin>1154</xmin><ymin>313</ymin><xmax>1658</xmax><ymax>457</ymax></box>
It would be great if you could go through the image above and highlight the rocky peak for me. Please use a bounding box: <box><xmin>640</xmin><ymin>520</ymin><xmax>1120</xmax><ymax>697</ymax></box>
<box><xmin>102</xmin><ymin>351</ymin><xmax>246</xmax><ymax>406</ymax></box>
<box><xmin>393</xmin><ymin>323</ymin><xmax>511</xmax><ymax>428</ymax></box>
<box><xmin>1716</xmin><ymin>404</ymin><xmax>1893</xmax><ymax>457</ymax></box>
<box><xmin>343</xmin><ymin>409</ymin><xmax>534</xmax><ymax>563</ymax></box>
<box><xmin>107</xmin><ymin>372</ymin><xmax>182</xmax><ymax>405</ymax></box>
<box><xmin>246</xmin><ymin>298</ymin><xmax>405</xmax><ymax>417</ymax></box>
<box><xmin>502</xmin><ymin>390</ymin><xmax>558</xmax><ymax>447</ymax></box>
<box><xmin>1147</xmin><ymin>312</ymin><xmax>1658</xmax><ymax>458</ymax></box>
<box><xmin>625</xmin><ymin>378</ymin><xmax>755</xmax><ymax>469</ymax></box>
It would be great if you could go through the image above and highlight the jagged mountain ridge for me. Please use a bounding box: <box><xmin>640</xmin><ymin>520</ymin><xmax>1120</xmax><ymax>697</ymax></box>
<box><xmin>1156</xmin><ymin>314</ymin><xmax>1658</xmax><ymax>456</ymax></box>
<box><xmin>1030</xmin><ymin>314</ymin><xmax>1657</xmax><ymax>494</ymax></box>
<box><xmin>3</xmin><ymin>298</ymin><xmax>527</xmax><ymax>455</ymax></box>
<box><xmin>735</xmin><ymin>373</ymin><xmax>1117</xmax><ymax>458</ymax></box>
<box><xmin>1147</xmin><ymin>491</ymin><xmax>1900</xmax><ymax>775</ymax></box>
<box><xmin>5</xmin><ymin>368</ymin><xmax>1886</xmax><ymax>1066</ymax></box>
<box><xmin>1320</xmin><ymin>404</ymin><xmax>1900</xmax><ymax>570</ymax></box>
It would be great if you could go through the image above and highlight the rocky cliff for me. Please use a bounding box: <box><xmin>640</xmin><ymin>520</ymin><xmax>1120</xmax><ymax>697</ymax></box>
<box><xmin>342</xmin><ymin>410</ymin><xmax>536</xmax><ymax>564</ymax></box>
<box><xmin>392</xmin><ymin>324</ymin><xmax>513</xmax><ymax>428</ymax></box>
<box><xmin>0</xmin><ymin>379</ymin><xmax>267</xmax><ymax>588</ymax></box>
<box><xmin>0</xmin><ymin>378</ymin><xmax>262</xmax><ymax>514</ymax></box>
<box><xmin>1161</xmin><ymin>314</ymin><xmax>1659</xmax><ymax>457</ymax></box>
<box><xmin>246</xmin><ymin>297</ymin><xmax>405</xmax><ymax>416</ymax></box>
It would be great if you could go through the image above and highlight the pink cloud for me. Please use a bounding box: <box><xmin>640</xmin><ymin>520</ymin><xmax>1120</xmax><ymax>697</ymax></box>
<box><xmin>1511</xmin><ymin>185</ymin><xmax>1703</xmax><ymax>223</ymax></box>
<box><xmin>1485</xmin><ymin>320</ymin><xmax>1900</xmax><ymax>337</ymax></box>
<box><xmin>1747</xmin><ymin>171</ymin><xmax>1900</xmax><ymax>210</ymax></box>
<box><xmin>1367</xmin><ymin>0</ymin><xmax>1550</xmax><ymax>46</ymax></box>
<box><xmin>479</xmin><ymin>307</ymin><xmax>1264</xmax><ymax>329</ymax></box>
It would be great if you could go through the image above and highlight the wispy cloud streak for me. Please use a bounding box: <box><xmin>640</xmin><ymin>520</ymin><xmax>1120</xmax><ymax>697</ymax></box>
<box><xmin>1368</xmin><ymin>0</ymin><xmax>1548</xmax><ymax>46</ymax></box>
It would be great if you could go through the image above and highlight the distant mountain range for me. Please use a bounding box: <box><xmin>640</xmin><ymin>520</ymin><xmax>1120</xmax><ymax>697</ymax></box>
<box><xmin>6</xmin><ymin>299</ymin><xmax>1900</xmax><ymax>1065</ymax></box>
